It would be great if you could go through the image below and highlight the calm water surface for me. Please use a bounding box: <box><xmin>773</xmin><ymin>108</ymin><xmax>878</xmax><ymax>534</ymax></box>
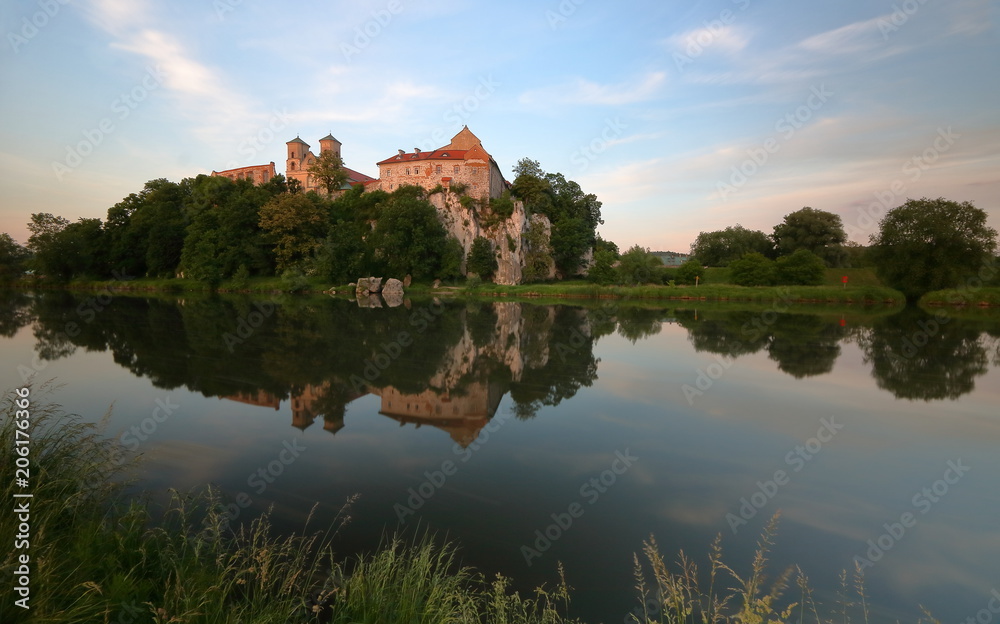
<box><xmin>2</xmin><ymin>290</ymin><xmax>999</xmax><ymax>623</ymax></box>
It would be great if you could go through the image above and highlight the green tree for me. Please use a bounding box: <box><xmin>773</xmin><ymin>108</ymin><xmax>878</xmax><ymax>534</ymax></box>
<box><xmin>868</xmin><ymin>197</ymin><xmax>998</xmax><ymax>300</ymax></box>
<box><xmin>690</xmin><ymin>225</ymin><xmax>774</xmax><ymax>266</ymax></box>
<box><xmin>588</xmin><ymin>249</ymin><xmax>617</xmax><ymax>285</ymax></box>
<box><xmin>594</xmin><ymin>234</ymin><xmax>620</xmax><ymax>258</ymax></box>
<box><xmin>616</xmin><ymin>245</ymin><xmax>662</xmax><ymax>285</ymax></box>
<box><xmin>775</xmin><ymin>248</ymin><xmax>826</xmax><ymax>285</ymax></box>
<box><xmin>369</xmin><ymin>187</ymin><xmax>451</xmax><ymax>280</ymax></box>
<box><xmin>26</xmin><ymin>213</ymin><xmax>70</xmax><ymax>278</ymax></box>
<box><xmin>467</xmin><ymin>237</ymin><xmax>498</xmax><ymax>281</ymax></box>
<box><xmin>772</xmin><ymin>207</ymin><xmax>847</xmax><ymax>266</ymax></box>
<box><xmin>0</xmin><ymin>233</ymin><xmax>30</xmax><ymax>278</ymax></box>
<box><xmin>307</xmin><ymin>150</ymin><xmax>350</xmax><ymax>196</ymax></box>
<box><xmin>675</xmin><ymin>259</ymin><xmax>705</xmax><ymax>285</ymax></box>
<box><xmin>259</xmin><ymin>192</ymin><xmax>328</xmax><ymax>273</ymax></box>
<box><xmin>521</xmin><ymin>218</ymin><xmax>553</xmax><ymax>283</ymax></box>
<box><xmin>729</xmin><ymin>252</ymin><xmax>777</xmax><ymax>286</ymax></box>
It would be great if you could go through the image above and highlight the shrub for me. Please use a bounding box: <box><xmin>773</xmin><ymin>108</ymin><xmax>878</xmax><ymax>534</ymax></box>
<box><xmin>588</xmin><ymin>249</ymin><xmax>617</xmax><ymax>285</ymax></box>
<box><xmin>730</xmin><ymin>252</ymin><xmax>777</xmax><ymax>286</ymax></box>
<box><xmin>675</xmin><ymin>259</ymin><xmax>704</xmax><ymax>285</ymax></box>
<box><xmin>467</xmin><ymin>237</ymin><xmax>498</xmax><ymax>281</ymax></box>
<box><xmin>776</xmin><ymin>248</ymin><xmax>826</xmax><ymax>285</ymax></box>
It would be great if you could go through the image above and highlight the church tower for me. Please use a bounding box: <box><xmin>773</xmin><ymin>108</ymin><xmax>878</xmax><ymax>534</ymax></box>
<box><xmin>318</xmin><ymin>133</ymin><xmax>342</xmax><ymax>160</ymax></box>
<box><xmin>286</xmin><ymin>136</ymin><xmax>310</xmax><ymax>173</ymax></box>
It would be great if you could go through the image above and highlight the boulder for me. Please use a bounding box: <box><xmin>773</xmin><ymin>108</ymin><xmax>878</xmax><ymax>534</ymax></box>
<box><xmin>403</xmin><ymin>274</ymin><xmax>412</xmax><ymax>287</ymax></box>
<box><xmin>383</xmin><ymin>278</ymin><xmax>404</xmax><ymax>296</ymax></box>
<box><xmin>368</xmin><ymin>277</ymin><xmax>383</xmax><ymax>293</ymax></box>
<box><xmin>432</xmin><ymin>279</ymin><xmax>441</xmax><ymax>289</ymax></box>
<box><xmin>355</xmin><ymin>278</ymin><xmax>370</xmax><ymax>296</ymax></box>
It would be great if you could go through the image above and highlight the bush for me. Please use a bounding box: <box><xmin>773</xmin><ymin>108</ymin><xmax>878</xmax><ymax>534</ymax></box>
<box><xmin>730</xmin><ymin>252</ymin><xmax>777</xmax><ymax>286</ymax></box>
<box><xmin>675</xmin><ymin>259</ymin><xmax>704</xmax><ymax>285</ymax></box>
<box><xmin>588</xmin><ymin>249</ymin><xmax>617</xmax><ymax>285</ymax></box>
<box><xmin>467</xmin><ymin>236</ymin><xmax>498</xmax><ymax>281</ymax></box>
<box><xmin>617</xmin><ymin>245</ymin><xmax>663</xmax><ymax>285</ymax></box>
<box><xmin>775</xmin><ymin>249</ymin><xmax>826</xmax><ymax>285</ymax></box>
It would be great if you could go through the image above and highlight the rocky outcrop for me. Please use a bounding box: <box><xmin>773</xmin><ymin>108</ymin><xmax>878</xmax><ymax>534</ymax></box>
<box><xmin>382</xmin><ymin>278</ymin><xmax>404</xmax><ymax>307</ymax></box>
<box><xmin>355</xmin><ymin>277</ymin><xmax>383</xmax><ymax>297</ymax></box>
<box><xmin>427</xmin><ymin>192</ymin><xmax>555</xmax><ymax>285</ymax></box>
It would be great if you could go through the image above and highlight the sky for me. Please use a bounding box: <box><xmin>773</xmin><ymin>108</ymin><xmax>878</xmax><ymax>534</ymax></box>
<box><xmin>1</xmin><ymin>0</ymin><xmax>998</xmax><ymax>253</ymax></box>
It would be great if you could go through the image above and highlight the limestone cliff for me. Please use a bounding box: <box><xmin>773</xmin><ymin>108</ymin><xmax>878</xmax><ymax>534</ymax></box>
<box><xmin>428</xmin><ymin>190</ymin><xmax>556</xmax><ymax>285</ymax></box>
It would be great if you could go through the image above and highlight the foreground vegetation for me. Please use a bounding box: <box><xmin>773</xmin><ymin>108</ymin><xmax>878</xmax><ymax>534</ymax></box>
<box><xmin>1</xmin><ymin>387</ymin><xmax>943</xmax><ymax>623</ymax></box>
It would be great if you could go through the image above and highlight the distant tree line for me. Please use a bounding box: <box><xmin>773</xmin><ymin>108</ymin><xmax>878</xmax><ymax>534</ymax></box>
<box><xmin>3</xmin><ymin>157</ymin><xmax>605</xmax><ymax>286</ymax></box>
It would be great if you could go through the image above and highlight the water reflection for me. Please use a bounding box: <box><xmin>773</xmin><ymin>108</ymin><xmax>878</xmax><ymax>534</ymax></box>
<box><xmin>12</xmin><ymin>292</ymin><xmax>1000</xmax><ymax>418</ymax></box>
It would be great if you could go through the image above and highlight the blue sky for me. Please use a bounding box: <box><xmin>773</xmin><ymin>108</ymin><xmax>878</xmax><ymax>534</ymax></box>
<box><xmin>1</xmin><ymin>0</ymin><xmax>997</xmax><ymax>252</ymax></box>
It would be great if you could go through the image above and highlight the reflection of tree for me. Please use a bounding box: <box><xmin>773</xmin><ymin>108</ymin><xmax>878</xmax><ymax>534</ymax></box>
<box><xmin>27</xmin><ymin>295</ymin><xmax>602</xmax><ymax>427</ymax></box>
<box><xmin>615</xmin><ymin>308</ymin><xmax>664</xmax><ymax>344</ymax></box>
<box><xmin>858</xmin><ymin>309</ymin><xmax>989</xmax><ymax>400</ymax></box>
<box><xmin>0</xmin><ymin>290</ymin><xmax>33</xmax><ymax>337</ymax></box>
<box><xmin>675</xmin><ymin>310</ymin><xmax>770</xmax><ymax>357</ymax></box>
<box><xmin>766</xmin><ymin>314</ymin><xmax>844</xmax><ymax>378</ymax></box>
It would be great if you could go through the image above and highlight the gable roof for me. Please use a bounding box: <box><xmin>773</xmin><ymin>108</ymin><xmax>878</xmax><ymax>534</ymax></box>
<box><xmin>375</xmin><ymin>149</ymin><xmax>473</xmax><ymax>166</ymax></box>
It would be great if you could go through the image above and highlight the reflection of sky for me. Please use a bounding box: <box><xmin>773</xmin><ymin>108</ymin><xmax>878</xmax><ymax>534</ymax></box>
<box><xmin>3</xmin><ymin>313</ymin><xmax>1000</xmax><ymax>623</ymax></box>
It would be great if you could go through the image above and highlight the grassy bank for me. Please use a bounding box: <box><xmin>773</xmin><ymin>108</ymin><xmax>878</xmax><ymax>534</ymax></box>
<box><xmin>466</xmin><ymin>280</ymin><xmax>903</xmax><ymax>305</ymax></box>
<box><xmin>920</xmin><ymin>287</ymin><xmax>1000</xmax><ymax>307</ymax></box>
<box><xmin>1</xmin><ymin>387</ymin><xmax>938</xmax><ymax>624</ymax></box>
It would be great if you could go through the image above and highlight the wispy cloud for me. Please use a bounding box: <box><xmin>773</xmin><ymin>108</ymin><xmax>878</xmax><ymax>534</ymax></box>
<box><xmin>518</xmin><ymin>71</ymin><xmax>667</xmax><ymax>108</ymax></box>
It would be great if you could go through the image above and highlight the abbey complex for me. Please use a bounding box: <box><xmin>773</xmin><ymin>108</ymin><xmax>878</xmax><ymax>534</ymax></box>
<box><xmin>211</xmin><ymin>127</ymin><xmax>553</xmax><ymax>285</ymax></box>
<box><xmin>211</xmin><ymin>126</ymin><xmax>507</xmax><ymax>200</ymax></box>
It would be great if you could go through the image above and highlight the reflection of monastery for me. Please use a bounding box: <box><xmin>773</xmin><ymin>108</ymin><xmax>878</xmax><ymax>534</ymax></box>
<box><xmin>221</xmin><ymin>302</ymin><xmax>552</xmax><ymax>447</ymax></box>
<box><xmin>223</xmin><ymin>381</ymin><xmax>502</xmax><ymax>448</ymax></box>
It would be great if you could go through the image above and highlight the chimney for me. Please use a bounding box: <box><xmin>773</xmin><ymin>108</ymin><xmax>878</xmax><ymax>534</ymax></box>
<box><xmin>414</xmin><ymin>147</ymin><xmax>421</xmax><ymax>154</ymax></box>
<box><xmin>398</xmin><ymin>149</ymin><xmax>405</xmax><ymax>157</ymax></box>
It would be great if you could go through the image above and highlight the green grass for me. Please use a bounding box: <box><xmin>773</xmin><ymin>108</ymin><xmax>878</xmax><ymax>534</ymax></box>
<box><xmin>2</xmin><ymin>387</ymin><xmax>944</xmax><ymax>624</ymax></box>
<box><xmin>920</xmin><ymin>287</ymin><xmax>1000</xmax><ymax>307</ymax></box>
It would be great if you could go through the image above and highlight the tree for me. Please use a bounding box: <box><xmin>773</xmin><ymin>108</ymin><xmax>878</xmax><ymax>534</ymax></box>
<box><xmin>259</xmin><ymin>193</ymin><xmax>328</xmax><ymax>273</ymax></box>
<box><xmin>0</xmin><ymin>233</ymin><xmax>29</xmax><ymax>278</ymax></box>
<box><xmin>729</xmin><ymin>252</ymin><xmax>777</xmax><ymax>286</ymax></box>
<box><xmin>868</xmin><ymin>197</ymin><xmax>998</xmax><ymax>300</ymax></box>
<box><xmin>588</xmin><ymin>249</ymin><xmax>617</xmax><ymax>285</ymax></box>
<box><xmin>26</xmin><ymin>213</ymin><xmax>70</xmax><ymax>278</ymax></box>
<box><xmin>369</xmin><ymin>187</ymin><xmax>452</xmax><ymax>280</ymax></box>
<box><xmin>775</xmin><ymin>248</ymin><xmax>826</xmax><ymax>285</ymax></box>
<box><xmin>690</xmin><ymin>225</ymin><xmax>774</xmax><ymax>266</ymax></box>
<box><xmin>675</xmin><ymin>259</ymin><xmax>704</xmax><ymax>285</ymax></box>
<box><xmin>521</xmin><ymin>218</ymin><xmax>554</xmax><ymax>283</ymax></box>
<box><xmin>594</xmin><ymin>234</ymin><xmax>620</xmax><ymax>258</ymax></box>
<box><xmin>616</xmin><ymin>245</ymin><xmax>662</xmax><ymax>285</ymax></box>
<box><xmin>307</xmin><ymin>150</ymin><xmax>350</xmax><ymax>196</ymax></box>
<box><xmin>772</xmin><ymin>207</ymin><xmax>847</xmax><ymax>266</ymax></box>
<box><xmin>467</xmin><ymin>237</ymin><xmax>498</xmax><ymax>281</ymax></box>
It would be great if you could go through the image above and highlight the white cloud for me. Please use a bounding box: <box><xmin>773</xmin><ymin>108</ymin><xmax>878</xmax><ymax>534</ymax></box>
<box><xmin>518</xmin><ymin>71</ymin><xmax>667</xmax><ymax>108</ymax></box>
<box><xmin>665</xmin><ymin>24</ymin><xmax>750</xmax><ymax>55</ymax></box>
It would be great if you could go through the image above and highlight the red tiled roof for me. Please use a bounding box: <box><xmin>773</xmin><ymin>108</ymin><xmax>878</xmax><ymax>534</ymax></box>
<box><xmin>376</xmin><ymin>149</ymin><xmax>470</xmax><ymax>166</ymax></box>
<box><xmin>344</xmin><ymin>167</ymin><xmax>376</xmax><ymax>183</ymax></box>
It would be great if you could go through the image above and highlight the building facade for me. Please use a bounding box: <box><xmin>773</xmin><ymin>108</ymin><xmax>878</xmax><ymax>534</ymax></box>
<box><xmin>374</xmin><ymin>126</ymin><xmax>508</xmax><ymax>199</ymax></box>
<box><xmin>211</xmin><ymin>162</ymin><xmax>276</xmax><ymax>185</ymax></box>
<box><xmin>285</xmin><ymin>134</ymin><xmax>375</xmax><ymax>193</ymax></box>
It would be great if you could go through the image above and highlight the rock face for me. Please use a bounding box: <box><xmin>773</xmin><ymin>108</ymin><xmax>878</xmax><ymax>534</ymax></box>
<box><xmin>355</xmin><ymin>277</ymin><xmax>383</xmax><ymax>296</ymax></box>
<box><xmin>427</xmin><ymin>192</ymin><xmax>555</xmax><ymax>285</ymax></box>
<box><xmin>382</xmin><ymin>278</ymin><xmax>404</xmax><ymax>297</ymax></box>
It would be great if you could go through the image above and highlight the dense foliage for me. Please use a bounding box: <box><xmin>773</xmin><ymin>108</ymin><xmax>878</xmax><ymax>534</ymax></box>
<box><xmin>510</xmin><ymin>158</ymin><xmax>602</xmax><ymax>277</ymax></box>
<box><xmin>868</xmin><ymin>197</ymin><xmax>998</xmax><ymax>300</ymax></box>
<box><xmin>466</xmin><ymin>236</ymin><xmax>498</xmax><ymax>281</ymax></box>
<box><xmin>772</xmin><ymin>206</ymin><xmax>847</xmax><ymax>266</ymax></box>
<box><xmin>690</xmin><ymin>225</ymin><xmax>774</xmax><ymax>266</ymax></box>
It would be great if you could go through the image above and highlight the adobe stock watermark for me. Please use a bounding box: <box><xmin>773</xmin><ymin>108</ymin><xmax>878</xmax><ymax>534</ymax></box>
<box><xmin>672</xmin><ymin>0</ymin><xmax>752</xmax><ymax>72</ymax></box>
<box><xmin>412</xmin><ymin>76</ymin><xmax>500</xmax><ymax>153</ymax></box>
<box><xmin>221</xmin><ymin>108</ymin><xmax>292</xmax><ymax>170</ymax></box>
<box><xmin>52</xmin><ymin>66</ymin><xmax>168</xmax><ymax>181</ymax></box>
<box><xmin>716</xmin><ymin>85</ymin><xmax>833</xmax><ymax>201</ymax></box>
<box><xmin>727</xmin><ymin>416</ymin><xmax>843</xmax><ymax>535</ymax></box>
<box><xmin>843</xmin><ymin>126</ymin><xmax>960</xmax><ymax>241</ymax></box>
<box><xmin>222</xmin><ymin>300</ymin><xmax>277</xmax><ymax>353</ymax></box>
<box><xmin>341</xmin><ymin>0</ymin><xmax>403</xmax><ymax>62</ymax></box>
<box><xmin>682</xmin><ymin>291</ymin><xmax>793</xmax><ymax>405</ymax></box>
<box><xmin>393</xmin><ymin>411</ymin><xmax>512</xmax><ymax>523</ymax></box>
<box><xmin>877</xmin><ymin>0</ymin><xmax>930</xmax><ymax>40</ymax></box>
<box><xmin>520</xmin><ymin>448</ymin><xmax>638</xmax><ymax>567</ymax></box>
<box><xmin>546</xmin><ymin>0</ymin><xmax>586</xmax><ymax>30</ymax></box>
<box><xmin>853</xmin><ymin>459</ymin><xmax>970</xmax><ymax>570</ymax></box>
<box><xmin>570</xmin><ymin>117</ymin><xmax>628</xmax><ymax>173</ymax></box>
<box><xmin>218</xmin><ymin>438</ymin><xmax>308</xmax><ymax>531</ymax></box>
<box><xmin>213</xmin><ymin>0</ymin><xmax>244</xmax><ymax>21</ymax></box>
<box><xmin>960</xmin><ymin>589</ymin><xmax>1000</xmax><ymax>624</ymax></box>
<box><xmin>7</xmin><ymin>0</ymin><xmax>70</xmax><ymax>54</ymax></box>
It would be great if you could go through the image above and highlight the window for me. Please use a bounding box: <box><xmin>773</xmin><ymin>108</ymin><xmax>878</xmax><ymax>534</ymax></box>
<box><xmin>436</xmin><ymin>165</ymin><xmax>442</xmax><ymax>174</ymax></box>
<box><xmin>405</xmin><ymin>168</ymin><xmax>410</xmax><ymax>175</ymax></box>
<box><xmin>453</xmin><ymin>166</ymin><xmax>460</xmax><ymax>174</ymax></box>
<box><xmin>290</xmin><ymin>162</ymin><xmax>295</xmax><ymax>170</ymax></box>
<box><xmin>414</xmin><ymin>166</ymin><xmax>420</xmax><ymax>174</ymax></box>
